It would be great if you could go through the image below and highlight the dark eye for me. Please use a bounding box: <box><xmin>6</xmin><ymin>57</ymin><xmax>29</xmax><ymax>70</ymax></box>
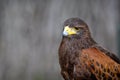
<box><xmin>74</xmin><ymin>27</ymin><xmax>80</xmax><ymax>30</ymax></box>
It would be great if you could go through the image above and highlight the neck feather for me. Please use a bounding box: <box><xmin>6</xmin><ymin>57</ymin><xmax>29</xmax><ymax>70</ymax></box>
<box><xmin>63</xmin><ymin>36</ymin><xmax>97</xmax><ymax>50</ymax></box>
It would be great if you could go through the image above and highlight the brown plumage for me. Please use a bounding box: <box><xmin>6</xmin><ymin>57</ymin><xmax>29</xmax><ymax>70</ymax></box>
<box><xmin>58</xmin><ymin>18</ymin><xmax>120</xmax><ymax>80</ymax></box>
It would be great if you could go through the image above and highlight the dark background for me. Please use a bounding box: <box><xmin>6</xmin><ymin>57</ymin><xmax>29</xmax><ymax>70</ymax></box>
<box><xmin>0</xmin><ymin>0</ymin><xmax>120</xmax><ymax>80</ymax></box>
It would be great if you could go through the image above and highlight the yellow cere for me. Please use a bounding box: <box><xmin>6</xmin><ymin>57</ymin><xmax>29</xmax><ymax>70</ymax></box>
<box><xmin>64</xmin><ymin>26</ymin><xmax>78</xmax><ymax>35</ymax></box>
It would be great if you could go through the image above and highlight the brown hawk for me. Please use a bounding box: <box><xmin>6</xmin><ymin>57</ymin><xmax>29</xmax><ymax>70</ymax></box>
<box><xmin>58</xmin><ymin>18</ymin><xmax>120</xmax><ymax>80</ymax></box>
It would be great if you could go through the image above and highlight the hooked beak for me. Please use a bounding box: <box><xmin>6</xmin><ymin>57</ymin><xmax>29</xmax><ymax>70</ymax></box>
<box><xmin>63</xmin><ymin>26</ymin><xmax>77</xmax><ymax>36</ymax></box>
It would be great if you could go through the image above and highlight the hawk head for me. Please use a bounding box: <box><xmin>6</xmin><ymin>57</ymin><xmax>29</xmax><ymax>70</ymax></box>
<box><xmin>62</xmin><ymin>18</ymin><xmax>91</xmax><ymax>39</ymax></box>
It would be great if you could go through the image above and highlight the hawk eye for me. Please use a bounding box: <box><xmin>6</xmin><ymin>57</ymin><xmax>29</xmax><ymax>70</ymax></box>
<box><xmin>74</xmin><ymin>27</ymin><xmax>79</xmax><ymax>30</ymax></box>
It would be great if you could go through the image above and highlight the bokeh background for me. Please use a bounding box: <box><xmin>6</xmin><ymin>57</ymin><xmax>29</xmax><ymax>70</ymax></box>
<box><xmin>0</xmin><ymin>0</ymin><xmax>120</xmax><ymax>80</ymax></box>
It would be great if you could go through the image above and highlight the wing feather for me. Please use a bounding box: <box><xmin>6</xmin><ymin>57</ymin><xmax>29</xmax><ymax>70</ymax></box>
<box><xmin>95</xmin><ymin>46</ymin><xmax>120</xmax><ymax>64</ymax></box>
<box><xmin>80</xmin><ymin>47</ymin><xmax>120</xmax><ymax>80</ymax></box>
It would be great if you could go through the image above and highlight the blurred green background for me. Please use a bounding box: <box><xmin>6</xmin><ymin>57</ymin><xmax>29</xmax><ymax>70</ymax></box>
<box><xmin>0</xmin><ymin>0</ymin><xmax>120</xmax><ymax>80</ymax></box>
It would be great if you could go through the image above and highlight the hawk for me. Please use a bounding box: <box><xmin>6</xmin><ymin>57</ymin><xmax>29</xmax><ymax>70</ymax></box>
<box><xmin>58</xmin><ymin>18</ymin><xmax>120</xmax><ymax>80</ymax></box>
